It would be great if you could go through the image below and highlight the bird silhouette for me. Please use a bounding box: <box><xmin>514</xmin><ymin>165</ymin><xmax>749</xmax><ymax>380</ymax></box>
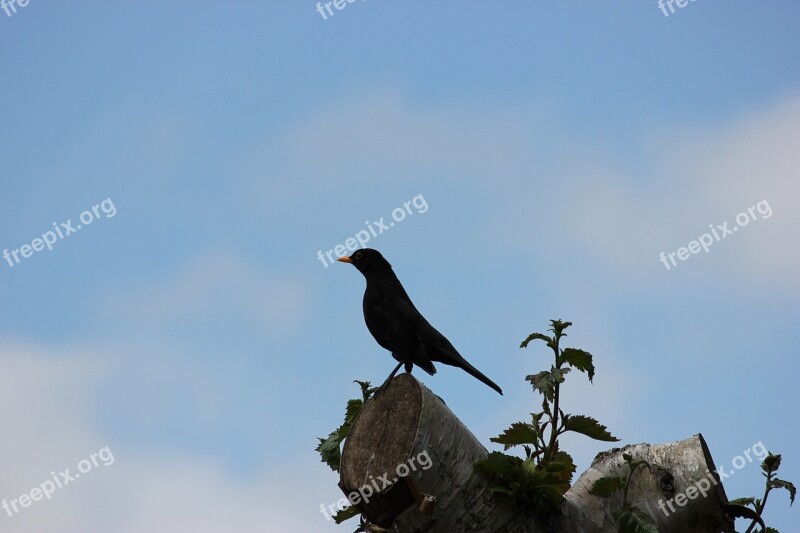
<box><xmin>338</xmin><ymin>248</ymin><xmax>502</xmax><ymax>395</ymax></box>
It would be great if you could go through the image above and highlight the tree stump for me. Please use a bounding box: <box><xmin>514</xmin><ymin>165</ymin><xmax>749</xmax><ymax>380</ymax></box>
<box><xmin>339</xmin><ymin>373</ymin><xmax>735</xmax><ymax>532</ymax></box>
<box><xmin>562</xmin><ymin>435</ymin><xmax>733</xmax><ymax>533</ymax></box>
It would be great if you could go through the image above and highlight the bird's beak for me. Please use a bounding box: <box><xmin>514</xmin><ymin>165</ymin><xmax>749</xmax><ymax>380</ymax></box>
<box><xmin>337</xmin><ymin>256</ymin><xmax>352</xmax><ymax>264</ymax></box>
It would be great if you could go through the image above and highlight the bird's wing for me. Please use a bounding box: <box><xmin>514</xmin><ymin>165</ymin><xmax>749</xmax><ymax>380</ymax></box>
<box><xmin>363</xmin><ymin>291</ymin><xmax>436</xmax><ymax>375</ymax></box>
<box><xmin>414</xmin><ymin>308</ymin><xmax>505</xmax><ymax>395</ymax></box>
<box><xmin>417</xmin><ymin>320</ymin><xmax>473</xmax><ymax>366</ymax></box>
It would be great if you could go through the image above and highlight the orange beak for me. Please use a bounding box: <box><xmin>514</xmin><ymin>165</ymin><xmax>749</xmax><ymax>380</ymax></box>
<box><xmin>337</xmin><ymin>256</ymin><xmax>352</xmax><ymax>264</ymax></box>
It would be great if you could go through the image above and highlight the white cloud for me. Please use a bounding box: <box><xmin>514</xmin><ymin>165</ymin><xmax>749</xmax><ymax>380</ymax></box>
<box><xmin>0</xmin><ymin>342</ymin><xmax>333</xmax><ymax>533</ymax></box>
<box><xmin>234</xmin><ymin>87</ymin><xmax>550</xmax><ymax>218</ymax></box>
<box><xmin>685</xmin><ymin>94</ymin><xmax>800</xmax><ymax>281</ymax></box>
<box><xmin>236</xmin><ymin>85</ymin><xmax>799</xmax><ymax>290</ymax></box>
<box><xmin>577</xmin><ymin>93</ymin><xmax>800</xmax><ymax>284</ymax></box>
<box><xmin>488</xmin><ymin>93</ymin><xmax>800</xmax><ymax>288</ymax></box>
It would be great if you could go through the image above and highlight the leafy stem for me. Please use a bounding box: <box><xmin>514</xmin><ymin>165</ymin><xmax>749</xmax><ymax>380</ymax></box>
<box><xmin>590</xmin><ymin>454</ymin><xmax>657</xmax><ymax>533</ymax></box>
<box><xmin>737</xmin><ymin>452</ymin><xmax>795</xmax><ymax>533</ymax></box>
<box><xmin>476</xmin><ymin>319</ymin><xmax>618</xmax><ymax>518</ymax></box>
<box><xmin>545</xmin><ymin>328</ymin><xmax>562</xmax><ymax>464</ymax></box>
<box><xmin>743</xmin><ymin>479</ymin><xmax>771</xmax><ymax>533</ymax></box>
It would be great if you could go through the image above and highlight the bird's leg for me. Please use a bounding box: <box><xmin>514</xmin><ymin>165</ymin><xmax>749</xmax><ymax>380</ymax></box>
<box><xmin>374</xmin><ymin>361</ymin><xmax>404</xmax><ymax>396</ymax></box>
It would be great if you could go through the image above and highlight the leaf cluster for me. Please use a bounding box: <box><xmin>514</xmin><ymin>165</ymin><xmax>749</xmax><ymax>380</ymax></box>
<box><xmin>477</xmin><ymin>320</ymin><xmax>619</xmax><ymax>518</ymax></box>
<box><xmin>315</xmin><ymin>381</ymin><xmax>377</xmax><ymax>527</ymax></box>
<box><xmin>727</xmin><ymin>453</ymin><xmax>795</xmax><ymax>533</ymax></box>
<box><xmin>589</xmin><ymin>453</ymin><xmax>658</xmax><ymax>533</ymax></box>
<box><xmin>316</xmin><ymin>380</ymin><xmax>376</xmax><ymax>472</ymax></box>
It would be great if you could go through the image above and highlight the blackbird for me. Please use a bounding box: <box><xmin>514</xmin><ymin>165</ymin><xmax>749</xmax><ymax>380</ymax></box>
<box><xmin>338</xmin><ymin>248</ymin><xmax>502</xmax><ymax>395</ymax></box>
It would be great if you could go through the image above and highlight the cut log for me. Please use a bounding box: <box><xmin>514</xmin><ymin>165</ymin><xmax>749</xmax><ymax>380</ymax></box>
<box><xmin>339</xmin><ymin>373</ymin><xmax>735</xmax><ymax>532</ymax></box>
<box><xmin>339</xmin><ymin>373</ymin><xmax>525</xmax><ymax>531</ymax></box>
<box><xmin>561</xmin><ymin>435</ymin><xmax>734</xmax><ymax>533</ymax></box>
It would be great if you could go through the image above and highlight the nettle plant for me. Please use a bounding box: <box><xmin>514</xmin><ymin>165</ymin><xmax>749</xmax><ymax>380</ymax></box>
<box><xmin>726</xmin><ymin>452</ymin><xmax>796</xmax><ymax>533</ymax></box>
<box><xmin>589</xmin><ymin>453</ymin><xmax>659</xmax><ymax>533</ymax></box>
<box><xmin>317</xmin><ymin>380</ymin><xmax>376</xmax><ymax>473</ymax></box>
<box><xmin>476</xmin><ymin>320</ymin><xmax>619</xmax><ymax>518</ymax></box>
<box><xmin>590</xmin><ymin>452</ymin><xmax>797</xmax><ymax>533</ymax></box>
<box><xmin>316</xmin><ymin>380</ymin><xmax>376</xmax><ymax>524</ymax></box>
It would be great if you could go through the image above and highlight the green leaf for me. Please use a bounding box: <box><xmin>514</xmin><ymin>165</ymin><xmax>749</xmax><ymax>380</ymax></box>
<box><xmin>344</xmin><ymin>399</ymin><xmax>364</xmax><ymax>426</ymax></box>
<box><xmin>613</xmin><ymin>507</ymin><xmax>659</xmax><ymax>533</ymax></box>
<box><xmin>490</xmin><ymin>422</ymin><xmax>540</xmax><ymax>450</ymax></box>
<box><xmin>590</xmin><ymin>476</ymin><xmax>626</xmax><ymax>498</ymax></box>
<box><xmin>553</xmin><ymin>366</ymin><xmax>571</xmax><ymax>379</ymax></box>
<box><xmin>561</xmin><ymin>348</ymin><xmax>596</xmax><ymax>382</ymax></box>
<box><xmin>520</xmin><ymin>332</ymin><xmax>552</xmax><ymax>349</ymax></box>
<box><xmin>549</xmin><ymin>320</ymin><xmax>572</xmax><ymax>338</ymax></box>
<box><xmin>332</xmin><ymin>504</ymin><xmax>360</xmax><ymax>524</ymax></box>
<box><xmin>546</xmin><ymin>451</ymin><xmax>577</xmax><ymax>473</ymax></box>
<box><xmin>770</xmin><ymin>478</ymin><xmax>796</xmax><ymax>505</ymax></box>
<box><xmin>316</xmin><ymin>381</ymin><xmax>373</xmax><ymax>472</ymax></box>
<box><xmin>727</xmin><ymin>496</ymin><xmax>756</xmax><ymax>508</ymax></box>
<box><xmin>763</xmin><ymin>453</ymin><xmax>782</xmax><ymax>474</ymax></box>
<box><xmin>476</xmin><ymin>451</ymin><xmax>573</xmax><ymax>516</ymax></box>
<box><xmin>475</xmin><ymin>451</ymin><xmax>524</xmax><ymax>479</ymax></box>
<box><xmin>764</xmin><ymin>528</ymin><xmax>780</xmax><ymax>533</ymax></box>
<box><xmin>562</xmin><ymin>415</ymin><xmax>619</xmax><ymax>442</ymax></box>
<box><xmin>531</xmin><ymin>452</ymin><xmax>575</xmax><ymax>507</ymax></box>
<box><xmin>315</xmin><ymin>426</ymin><xmax>346</xmax><ymax>471</ymax></box>
<box><xmin>723</xmin><ymin>503</ymin><xmax>766</xmax><ymax>531</ymax></box>
<box><xmin>542</xmin><ymin>451</ymin><xmax>577</xmax><ymax>490</ymax></box>
<box><xmin>541</xmin><ymin>397</ymin><xmax>552</xmax><ymax>416</ymax></box>
<box><xmin>525</xmin><ymin>369</ymin><xmax>564</xmax><ymax>401</ymax></box>
<box><xmin>354</xmin><ymin>380</ymin><xmax>376</xmax><ymax>402</ymax></box>
<box><xmin>488</xmin><ymin>486</ymin><xmax>514</xmax><ymax>496</ymax></box>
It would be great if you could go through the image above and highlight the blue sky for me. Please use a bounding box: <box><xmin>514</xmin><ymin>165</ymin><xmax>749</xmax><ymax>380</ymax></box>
<box><xmin>1</xmin><ymin>1</ymin><xmax>798</xmax><ymax>531</ymax></box>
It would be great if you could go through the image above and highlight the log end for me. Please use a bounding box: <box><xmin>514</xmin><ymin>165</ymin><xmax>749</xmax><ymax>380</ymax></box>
<box><xmin>339</xmin><ymin>373</ymin><xmax>423</xmax><ymax>527</ymax></box>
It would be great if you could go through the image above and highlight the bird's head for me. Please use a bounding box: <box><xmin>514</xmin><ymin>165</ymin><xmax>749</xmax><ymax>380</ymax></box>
<box><xmin>337</xmin><ymin>248</ymin><xmax>392</xmax><ymax>277</ymax></box>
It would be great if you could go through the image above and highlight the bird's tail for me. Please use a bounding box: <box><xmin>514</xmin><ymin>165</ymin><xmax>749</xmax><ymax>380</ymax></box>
<box><xmin>452</xmin><ymin>357</ymin><xmax>503</xmax><ymax>395</ymax></box>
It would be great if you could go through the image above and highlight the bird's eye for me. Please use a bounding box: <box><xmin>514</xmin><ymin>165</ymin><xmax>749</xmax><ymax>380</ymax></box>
<box><xmin>355</xmin><ymin>252</ymin><xmax>363</xmax><ymax>260</ymax></box>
